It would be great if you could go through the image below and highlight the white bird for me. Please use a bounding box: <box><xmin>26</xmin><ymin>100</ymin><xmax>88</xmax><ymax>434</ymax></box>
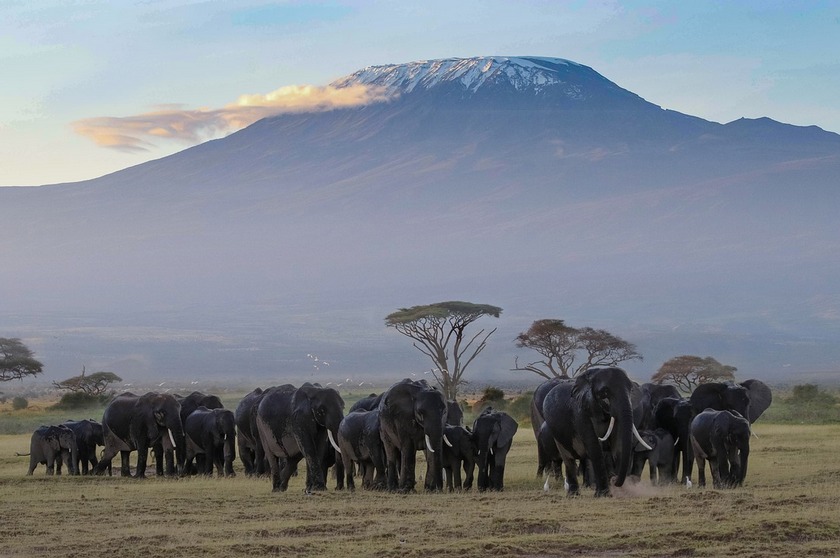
<box><xmin>358</xmin><ymin>382</ymin><xmax>364</xmax><ymax>386</ymax></box>
<box><xmin>158</xmin><ymin>382</ymin><xmax>166</xmax><ymax>387</ymax></box>
<box><xmin>685</xmin><ymin>477</ymin><xmax>693</xmax><ymax>489</ymax></box>
<box><xmin>564</xmin><ymin>477</ymin><xmax>570</xmax><ymax>493</ymax></box>
<box><xmin>322</xmin><ymin>361</ymin><xmax>330</xmax><ymax>366</ymax></box>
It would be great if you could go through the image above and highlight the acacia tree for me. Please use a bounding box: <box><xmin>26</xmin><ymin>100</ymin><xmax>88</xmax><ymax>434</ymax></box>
<box><xmin>0</xmin><ymin>338</ymin><xmax>44</xmax><ymax>382</ymax></box>
<box><xmin>651</xmin><ymin>355</ymin><xmax>737</xmax><ymax>393</ymax></box>
<box><xmin>385</xmin><ymin>301</ymin><xmax>502</xmax><ymax>400</ymax></box>
<box><xmin>512</xmin><ymin>319</ymin><xmax>642</xmax><ymax>379</ymax></box>
<box><xmin>53</xmin><ymin>367</ymin><xmax>123</xmax><ymax>396</ymax></box>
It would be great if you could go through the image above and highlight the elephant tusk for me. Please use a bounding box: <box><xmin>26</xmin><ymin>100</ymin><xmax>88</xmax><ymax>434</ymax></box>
<box><xmin>168</xmin><ymin>429</ymin><xmax>177</xmax><ymax>449</ymax></box>
<box><xmin>751</xmin><ymin>429</ymin><xmax>759</xmax><ymax>439</ymax></box>
<box><xmin>632</xmin><ymin>424</ymin><xmax>652</xmax><ymax>451</ymax></box>
<box><xmin>489</xmin><ymin>447</ymin><xmax>494</xmax><ymax>456</ymax></box>
<box><xmin>597</xmin><ymin>417</ymin><xmax>615</xmax><ymax>442</ymax></box>
<box><xmin>425</xmin><ymin>434</ymin><xmax>435</xmax><ymax>453</ymax></box>
<box><xmin>443</xmin><ymin>434</ymin><xmax>453</xmax><ymax>448</ymax></box>
<box><xmin>327</xmin><ymin>430</ymin><xmax>342</xmax><ymax>454</ymax></box>
<box><xmin>674</xmin><ymin>437</ymin><xmax>680</xmax><ymax>447</ymax></box>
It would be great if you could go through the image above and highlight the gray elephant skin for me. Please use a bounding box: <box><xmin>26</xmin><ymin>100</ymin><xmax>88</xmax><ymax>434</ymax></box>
<box><xmin>159</xmin><ymin>391</ymin><xmax>226</xmax><ymax>475</ymax></box>
<box><xmin>652</xmin><ymin>396</ymin><xmax>695</xmax><ymax>484</ymax></box>
<box><xmin>235</xmin><ymin>387</ymin><xmax>268</xmax><ymax>476</ymax></box>
<box><xmin>441</xmin><ymin>424</ymin><xmax>476</xmax><ymax>492</ymax></box>
<box><xmin>690</xmin><ymin>409</ymin><xmax>751</xmax><ymax>488</ymax></box>
<box><xmin>378</xmin><ymin>378</ymin><xmax>447</xmax><ymax>492</ymax></box>
<box><xmin>472</xmin><ymin>408</ymin><xmax>518</xmax><ymax>491</ymax></box>
<box><xmin>542</xmin><ymin>367</ymin><xmax>646</xmax><ymax>497</ymax></box>
<box><xmin>256</xmin><ymin>383</ymin><xmax>345</xmax><ymax>492</ymax></box>
<box><xmin>185</xmin><ymin>406</ymin><xmax>236</xmax><ymax>476</ymax></box>
<box><xmin>689</xmin><ymin>380</ymin><xmax>772</xmax><ymax>424</ymax></box>
<box><xmin>337</xmin><ymin>408</ymin><xmax>386</xmax><ymax>490</ymax></box>
<box><xmin>94</xmin><ymin>392</ymin><xmax>186</xmax><ymax>478</ymax></box>
<box><xmin>63</xmin><ymin>419</ymin><xmax>104</xmax><ymax>475</ymax></box>
<box><xmin>530</xmin><ymin>378</ymin><xmax>565</xmax><ymax>479</ymax></box>
<box><xmin>631</xmin><ymin>428</ymin><xmax>674</xmax><ymax>485</ymax></box>
<box><xmin>632</xmin><ymin>383</ymin><xmax>680</xmax><ymax>431</ymax></box>
<box><xmin>26</xmin><ymin>425</ymin><xmax>79</xmax><ymax>476</ymax></box>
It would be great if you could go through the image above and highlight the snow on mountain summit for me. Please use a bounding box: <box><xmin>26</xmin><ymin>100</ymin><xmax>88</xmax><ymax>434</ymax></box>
<box><xmin>331</xmin><ymin>56</ymin><xmax>597</xmax><ymax>96</ymax></box>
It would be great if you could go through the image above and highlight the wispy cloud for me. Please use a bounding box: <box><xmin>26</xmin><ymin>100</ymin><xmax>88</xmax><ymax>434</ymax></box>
<box><xmin>72</xmin><ymin>84</ymin><xmax>394</xmax><ymax>152</ymax></box>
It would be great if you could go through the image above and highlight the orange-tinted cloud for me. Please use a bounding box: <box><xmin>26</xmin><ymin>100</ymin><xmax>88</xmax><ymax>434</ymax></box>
<box><xmin>73</xmin><ymin>84</ymin><xmax>394</xmax><ymax>152</ymax></box>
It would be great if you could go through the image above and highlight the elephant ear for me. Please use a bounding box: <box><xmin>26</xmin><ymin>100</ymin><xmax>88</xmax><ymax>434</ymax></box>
<box><xmin>494</xmin><ymin>413</ymin><xmax>518</xmax><ymax>450</ymax></box>
<box><xmin>571</xmin><ymin>368</ymin><xmax>595</xmax><ymax>398</ymax></box>
<box><xmin>740</xmin><ymin>379</ymin><xmax>772</xmax><ymax>423</ymax></box>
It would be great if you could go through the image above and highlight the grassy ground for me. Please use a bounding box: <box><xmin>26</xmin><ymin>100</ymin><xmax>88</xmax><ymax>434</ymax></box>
<box><xmin>1</xmin><ymin>418</ymin><xmax>839</xmax><ymax>557</ymax></box>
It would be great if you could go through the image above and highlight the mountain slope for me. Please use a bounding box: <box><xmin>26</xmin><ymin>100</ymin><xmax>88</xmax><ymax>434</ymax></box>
<box><xmin>2</xmin><ymin>56</ymin><xmax>839</xmax><ymax>384</ymax></box>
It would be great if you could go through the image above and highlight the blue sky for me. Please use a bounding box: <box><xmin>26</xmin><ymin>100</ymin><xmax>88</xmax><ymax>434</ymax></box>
<box><xmin>2</xmin><ymin>0</ymin><xmax>839</xmax><ymax>186</ymax></box>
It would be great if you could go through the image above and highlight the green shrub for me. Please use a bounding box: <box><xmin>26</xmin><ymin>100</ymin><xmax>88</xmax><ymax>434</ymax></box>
<box><xmin>12</xmin><ymin>396</ymin><xmax>29</xmax><ymax>410</ymax></box>
<box><xmin>51</xmin><ymin>392</ymin><xmax>110</xmax><ymax>410</ymax></box>
<box><xmin>507</xmin><ymin>392</ymin><xmax>534</xmax><ymax>424</ymax></box>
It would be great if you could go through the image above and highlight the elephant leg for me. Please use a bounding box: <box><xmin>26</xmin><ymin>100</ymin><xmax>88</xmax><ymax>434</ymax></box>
<box><xmin>493</xmin><ymin>454</ymin><xmax>507</xmax><ymax>491</ymax></box>
<box><xmin>695</xmin><ymin>454</ymin><xmax>707</xmax><ymax>488</ymax></box>
<box><xmin>27</xmin><ymin>456</ymin><xmax>37</xmax><ymax>475</ymax></box>
<box><xmin>134</xmin><ymin>446</ymin><xmax>150</xmax><ymax>478</ymax></box>
<box><xmin>463</xmin><ymin>458</ymin><xmax>475</xmax><ymax>491</ymax></box>
<box><xmin>399</xmin><ymin>445</ymin><xmax>417</xmax><ymax>493</ymax></box>
<box><xmin>562</xmin><ymin>456</ymin><xmax>580</xmax><ymax>496</ymax></box>
<box><xmin>382</xmin><ymin>441</ymin><xmax>400</xmax><ymax>492</ymax></box>
<box><xmin>452</xmin><ymin>462</ymin><xmax>463</xmax><ymax>491</ymax></box>
<box><xmin>238</xmin><ymin>437</ymin><xmax>255</xmax><ymax>476</ymax></box>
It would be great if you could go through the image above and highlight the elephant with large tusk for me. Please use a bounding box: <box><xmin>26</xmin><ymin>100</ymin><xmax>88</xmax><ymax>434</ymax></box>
<box><xmin>255</xmin><ymin>383</ymin><xmax>345</xmax><ymax>493</ymax></box>
<box><xmin>542</xmin><ymin>367</ymin><xmax>638</xmax><ymax>497</ymax></box>
<box><xmin>378</xmin><ymin>378</ymin><xmax>448</xmax><ymax>493</ymax></box>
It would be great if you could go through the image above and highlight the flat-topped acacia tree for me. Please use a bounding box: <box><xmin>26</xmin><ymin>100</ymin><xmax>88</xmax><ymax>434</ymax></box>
<box><xmin>385</xmin><ymin>301</ymin><xmax>502</xmax><ymax>400</ymax></box>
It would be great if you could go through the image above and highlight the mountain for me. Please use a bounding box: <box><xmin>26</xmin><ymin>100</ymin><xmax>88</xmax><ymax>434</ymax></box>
<box><xmin>3</xmin><ymin>56</ymin><xmax>840</xmax><ymax>387</ymax></box>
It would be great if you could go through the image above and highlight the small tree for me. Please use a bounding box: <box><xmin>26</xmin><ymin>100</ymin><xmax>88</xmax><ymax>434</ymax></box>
<box><xmin>385</xmin><ymin>301</ymin><xmax>502</xmax><ymax>400</ymax></box>
<box><xmin>512</xmin><ymin>319</ymin><xmax>642</xmax><ymax>379</ymax></box>
<box><xmin>0</xmin><ymin>338</ymin><xmax>44</xmax><ymax>382</ymax></box>
<box><xmin>651</xmin><ymin>355</ymin><xmax>736</xmax><ymax>393</ymax></box>
<box><xmin>53</xmin><ymin>367</ymin><xmax>123</xmax><ymax>397</ymax></box>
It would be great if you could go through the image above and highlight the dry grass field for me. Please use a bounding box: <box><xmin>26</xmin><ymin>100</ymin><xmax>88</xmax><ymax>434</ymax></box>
<box><xmin>2</xmin><ymin>418</ymin><xmax>839</xmax><ymax>558</ymax></box>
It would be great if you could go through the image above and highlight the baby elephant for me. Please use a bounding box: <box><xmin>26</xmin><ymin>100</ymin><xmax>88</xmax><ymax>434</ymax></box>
<box><xmin>631</xmin><ymin>427</ymin><xmax>675</xmax><ymax>485</ymax></box>
<box><xmin>26</xmin><ymin>425</ymin><xmax>79</xmax><ymax>475</ymax></box>
<box><xmin>690</xmin><ymin>409</ymin><xmax>750</xmax><ymax>489</ymax></box>
<box><xmin>441</xmin><ymin>425</ymin><xmax>476</xmax><ymax>491</ymax></box>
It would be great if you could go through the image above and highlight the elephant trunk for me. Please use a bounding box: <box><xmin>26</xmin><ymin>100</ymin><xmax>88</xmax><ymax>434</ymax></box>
<box><xmin>612</xmin><ymin>405</ymin><xmax>634</xmax><ymax>488</ymax></box>
<box><xmin>167</xmin><ymin>419</ymin><xmax>186</xmax><ymax>475</ymax></box>
<box><xmin>737</xmin><ymin>444</ymin><xmax>749</xmax><ymax>486</ymax></box>
<box><xmin>423</xmin><ymin>420</ymin><xmax>444</xmax><ymax>488</ymax></box>
<box><xmin>68</xmin><ymin>442</ymin><xmax>80</xmax><ymax>475</ymax></box>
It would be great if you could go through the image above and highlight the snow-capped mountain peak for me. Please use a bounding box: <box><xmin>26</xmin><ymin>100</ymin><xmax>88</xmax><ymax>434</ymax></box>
<box><xmin>331</xmin><ymin>56</ymin><xmax>591</xmax><ymax>95</ymax></box>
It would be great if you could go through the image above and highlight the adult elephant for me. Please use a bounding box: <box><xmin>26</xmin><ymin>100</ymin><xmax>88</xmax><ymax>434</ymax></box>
<box><xmin>337</xmin><ymin>409</ymin><xmax>386</xmax><ymax>490</ymax></box>
<box><xmin>378</xmin><ymin>378</ymin><xmax>447</xmax><ymax>493</ymax></box>
<box><xmin>155</xmin><ymin>391</ymin><xmax>226</xmax><ymax>476</ymax></box>
<box><xmin>441</xmin><ymin>424</ymin><xmax>476</xmax><ymax>492</ymax></box>
<box><xmin>689</xmin><ymin>380</ymin><xmax>773</xmax><ymax>424</ymax></box>
<box><xmin>184</xmin><ymin>407</ymin><xmax>236</xmax><ymax>476</ymax></box>
<box><xmin>94</xmin><ymin>392</ymin><xmax>186</xmax><ymax>478</ymax></box>
<box><xmin>256</xmin><ymin>383</ymin><xmax>344</xmax><ymax>492</ymax></box>
<box><xmin>542</xmin><ymin>367</ymin><xmax>651</xmax><ymax>497</ymax></box>
<box><xmin>632</xmin><ymin>383</ymin><xmax>681</xmax><ymax>430</ymax></box>
<box><xmin>472</xmin><ymin>408</ymin><xmax>518</xmax><ymax>491</ymax></box>
<box><xmin>446</xmin><ymin>400</ymin><xmax>464</xmax><ymax>426</ymax></box>
<box><xmin>25</xmin><ymin>425</ymin><xmax>79</xmax><ymax>476</ymax></box>
<box><xmin>530</xmin><ymin>378</ymin><xmax>565</xmax><ymax>479</ymax></box>
<box><xmin>235</xmin><ymin>387</ymin><xmax>268</xmax><ymax>476</ymax></box>
<box><xmin>63</xmin><ymin>419</ymin><xmax>104</xmax><ymax>475</ymax></box>
<box><xmin>690</xmin><ymin>409</ymin><xmax>751</xmax><ymax>488</ymax></box>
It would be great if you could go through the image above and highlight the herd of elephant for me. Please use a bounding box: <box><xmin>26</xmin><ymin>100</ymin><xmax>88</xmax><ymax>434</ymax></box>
<box><xmin>533</xmin><ymin>368</ymin><xmax>772</xmax><ymax>495</ymax></box>
<box><xmin>22</xmin><ymin>369</ymin><xmax>771</xmax><ymax>497</ymax></box>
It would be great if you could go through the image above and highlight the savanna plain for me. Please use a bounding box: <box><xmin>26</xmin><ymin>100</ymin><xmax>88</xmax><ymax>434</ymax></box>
<box><xmin>1</xmin><ymin>392</ymin><xmax>839</xmax><ymax>558</ymax></box>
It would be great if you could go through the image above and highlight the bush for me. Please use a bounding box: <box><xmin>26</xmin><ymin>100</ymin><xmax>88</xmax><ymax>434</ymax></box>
<box><xmin>788</xmin><ymin>384</ymin><xmax>837</xmax><ymax>406</ymax></box>
<box><xmin>473</xmin><ymin>386</ymin><xmax>508</xmax><ymax>413</ymax></box>
<box><xmin>12</xmin><ymin>396</ymin><xmax>29</xmax><ymax>410</ymax></box>
<box><xmin>506</xmin><ymin>392</ymin><xmax>534</xmax><ymax>424</ymax></box>
<box><xmin>51</xmin><ymin>392</ymin><xmax>110</xmax><ymax>410</ymax></box>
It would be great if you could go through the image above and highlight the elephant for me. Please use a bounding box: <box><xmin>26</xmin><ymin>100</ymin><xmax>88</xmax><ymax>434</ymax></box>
<box><xmin>530</xmin><ymin>378</ymin><xmax>566</xmax><ymax>479</ymax></box>
<box><xmin>255</xmin><ymin>383</ymin><xmax>345</xmax><ymax>492</ymax></box>
<box><xmin>378</xmin><ymin>378</ymin><xmax>447</xmax><ymax>493</ymax></box>
<box><xmin>349</xmin><ymin>393</ymin><xmax>382</xmax><ymax>413</ymax></box>
<box><xmin>235</xmin><ymin>387</ymin><xmax>268</xmax><ymax>476</ymax></box>
<box><xmin>542</xmin><ymin>367</ymin><xmax>651</xmax><ymax>497</ymax></box>
<box><xmin>441</xmin><ymin>425</ymin><xmax>476</xmax><ymax>491</ymax></box>
<box><xmin>184</xmin><ymin>406</ymin><xmax>236</xmax><ymax>476</ymax></box>
<box><xmin>94</xmin><ymin>392</ymin><xmax>186</xmax><ymax>478</ymax></box>
<box><xmin>689</xmin><ymin>380</ymin><xmax>772</xmax><ymax>424</ymax></box>
<box><xmin>337</xmin><ymin>408</ymin><xmax>387</xmax><ymax>490</ymax></box>
<box><xmin>632</xmin><ymin>383</ymin><xmax>681</xmax><ymax>430</ymax></box>
<box><xmin>652</xmin><ymin>396</ymin><xmax>695</xmax><ymax>484</ymax></box>
<box><xmin>690</xmin><ymin>409</ymin><xmax>751</xmax><ymax>488</ymax></box>
<box><xmin>631</xmin><ymin>428</ymin><xmax>675</xmax><ymax>485</ymax></box>
<box><xmin>25</xmin><ymin>425</ymin><xmax>79</xmax><ymax>475</ymax></box>
<box><xmin>472</xmin><ymin>408</ymin><xmax>518</xmax><ymax>491</ymax></box>
<box><xmin>63</xmin><ymin>419</ymin><xmax>104</xmax><ymax>475</ymax></box>
<box><xmin>154</xmin><ymin>391</ymin><xmax>226</xmax><ymax>476</ymax></box>
<box><xmin>446</xmin><ymin>400</ymin><xmax>464</xmax><ymax>426</ymax></box>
